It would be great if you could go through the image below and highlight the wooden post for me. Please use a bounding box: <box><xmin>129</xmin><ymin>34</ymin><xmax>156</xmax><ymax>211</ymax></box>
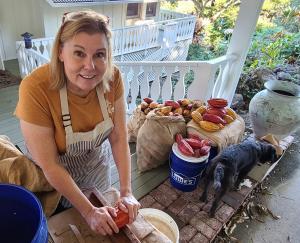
<box><xmin>214</xmin><ymin>0</ymin><xmax>265</xmax><ymax>105</ymax></box>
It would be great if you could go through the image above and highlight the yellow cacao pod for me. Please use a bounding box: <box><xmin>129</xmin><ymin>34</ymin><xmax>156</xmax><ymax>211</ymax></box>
<box><xmin>196</xmin><ymin>105</ymin><xmax>207</xmax><ymax>115</ymax></box>
<box><xmin>180</xmin><ymin>98</ymin><xmax>191</xmax><ymax>107</ymax></box>
<box><xmin>161</xmin><ymin>106</ymin><xmax>172</xmax><ymax>115</ymax></box>
<box><xmin>226</xmin><ymin>107</ymin><xmax>237</xmax><ymax>119</ymax></box>
<box><xmin>224</xmin><ymin>114</ymin><xmax>234</xmax><ymax>124</ymax></box>
<box><xmin>199</xmin><ymin>121</ymin><xmax>221</xmax><ymax>132</ymax></box>
<box><xmin>191</xmin><ymin>111</ymin><xmax>203</xmax><ymax>123</ymax></box>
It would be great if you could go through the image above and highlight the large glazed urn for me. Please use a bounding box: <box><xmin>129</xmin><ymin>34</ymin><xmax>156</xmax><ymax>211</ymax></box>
<box><xmin>249</xmin><ymin>80</ymin><xmax>300</xmax><ymax>140</ymax></box>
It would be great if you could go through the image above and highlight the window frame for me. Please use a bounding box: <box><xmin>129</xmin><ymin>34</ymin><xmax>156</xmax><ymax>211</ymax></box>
<box><xmin>146</xmin><ymin>2</ymin><xmax>157</xmax><ymax>18</ymax></box>
<box><xmin>126</xmin><ymin>3</ymin><xmax>141</xmax><ymax>19</ymax></box>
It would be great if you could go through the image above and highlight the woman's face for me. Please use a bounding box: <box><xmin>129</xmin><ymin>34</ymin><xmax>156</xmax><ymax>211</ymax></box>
<box><xmin>59</xmin><ymin>32</ymin><xmax>108</xmax><ymax>97</ymax></box>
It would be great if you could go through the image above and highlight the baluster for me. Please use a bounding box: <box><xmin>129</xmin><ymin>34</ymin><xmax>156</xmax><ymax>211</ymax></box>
<box><xmin>150</xmin><ymin>67</ymin><xmax>160</xmax><ymax>102</ymax></box>
<box><xmin>128</xmin><ymin>66</ymin><xmax>140</xmax><ymax>112</ymax></box>
<box><xmin>211</xmin><ymin>64</ymin><xmax>224</xmax><ymax>98</ymax></box>
<box><xmin>32</xmin><ymin>41</ymin><xmax>37</xmax><ymax>52</ymax></box>
<box><xmin>46</xmin><ymin>40</ymin><xmax>52</xmax><ymax>58</ymax></box>
<box><xmin>173</xmin><ymin>66</ymin><xmax>189</xmax><ymax>101</ymax></box>
<box><xmin>140</xmin><ymin>66</ymin><xmax>151</xmax><ymax>99</ymax></box>
<box><xmin>161</xmin><ymin>66</ymin><xmax>174</xmax><ymax>101</ymax></box>
<box><xmin>119</xmin><ymin>66</ymin><xmax>131</xmax><ymax>111</ymax></box>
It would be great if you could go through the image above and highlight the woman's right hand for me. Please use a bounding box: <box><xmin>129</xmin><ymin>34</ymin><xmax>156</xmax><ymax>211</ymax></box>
<box><xmin>83</xmin><ymin>206</ymin><xmax>119</xmax><ymax>235</ymax></box>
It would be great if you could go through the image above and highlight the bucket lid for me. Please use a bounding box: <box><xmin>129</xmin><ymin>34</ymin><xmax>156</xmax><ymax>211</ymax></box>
<box><xmin>172</xmin><ymin>143</ymin><xmax>209</xmax><ymax>163</ymax></box>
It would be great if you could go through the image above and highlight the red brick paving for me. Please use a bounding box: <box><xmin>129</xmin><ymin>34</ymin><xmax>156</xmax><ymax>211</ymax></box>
<box><xmin>139</xmin><ymin>177</ymin><xmax>258</xmax><ymax>242</ymax></box>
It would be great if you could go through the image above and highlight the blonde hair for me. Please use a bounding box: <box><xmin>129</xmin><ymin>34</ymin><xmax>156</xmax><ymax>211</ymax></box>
<box><xmin>50</xmin><ymin>10</ymin><xmax>113</xmax><ymax>92</ymax></box>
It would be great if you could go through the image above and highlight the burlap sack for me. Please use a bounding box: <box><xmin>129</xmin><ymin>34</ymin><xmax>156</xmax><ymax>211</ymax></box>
<box><xmin>136</xmin><ymin>111</ymin><xmax>186</xmax><ymax>172</ymax></box>
<box><xmin>127</xmin><ymin>107</ymin><xmax>147</xmax><ymax>143</ymax></box>
<box><xmin>187</xmin><ymin>114</ymin><xmax>245</xmax><ymax>151</ymax></box>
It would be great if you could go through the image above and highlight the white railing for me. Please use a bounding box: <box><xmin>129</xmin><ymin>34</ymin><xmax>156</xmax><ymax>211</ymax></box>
<box><xmin>112</xmin><ymin>23</ymin><xmax>160</xmax><ymax>57</ymax></box>
<box><xmin>115</xmin><ymin>55</ymin><xmax>238</xmax><ymax>114</ymax></box>
<box><xmin>16</xmin><ymin>42</ymin><xmax>49</xmax><ymax>78</ymax></box>
<box><xmin>17</xmin><ymin>14</ymin><xmax>195</xmax><ymax>78</ymax></box>
<box><xmin>159</xmin><ymin>9</ymin><xmax>188</xmax><ymax>21</ymax></box>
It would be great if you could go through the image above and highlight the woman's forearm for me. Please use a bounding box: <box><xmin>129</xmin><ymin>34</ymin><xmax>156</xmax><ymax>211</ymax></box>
<box><xmin>43</xmin><ymin>163</ymin><xmax>94</xmax><ymax>217</ymax></box>
<box><xmin>109</xmin><ymin>134</ymin><xmax>132</xmax><ymax>196</ymax></box>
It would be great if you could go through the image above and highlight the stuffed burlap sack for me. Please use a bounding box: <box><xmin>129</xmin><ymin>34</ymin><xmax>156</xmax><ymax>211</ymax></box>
<box><xmin>127</xmin><ymin>107</ymin><xmax>147</xmax><ymax>143</ymax></box>
<box><xmin>136</xmin><ymin>111</ymin><xmax>186</xmax><ymax>172</ymax></box>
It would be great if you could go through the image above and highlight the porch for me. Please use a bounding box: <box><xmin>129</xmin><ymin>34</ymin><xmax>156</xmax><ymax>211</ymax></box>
<box><xmin>0</xmin><ymin>71</ymin><xmax>169</xmax><ymax>200</ymax></box>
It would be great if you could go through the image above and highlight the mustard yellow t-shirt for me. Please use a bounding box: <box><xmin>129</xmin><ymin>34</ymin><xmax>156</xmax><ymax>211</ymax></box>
<box><xmin>15</xmin><ymin>63</ymin><xmax>124</xmax><ymax>153</ymax></box>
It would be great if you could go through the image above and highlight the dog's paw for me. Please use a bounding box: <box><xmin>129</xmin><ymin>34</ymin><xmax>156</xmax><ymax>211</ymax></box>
<box><xmin>209</xmin><ymin>210</ymin><xmax>216</xmax><ymax>218</ymax></box>
<box><xmin>233</xmin><ymin>184</ymin><xmax>241</xmax><ymax>191</ymax></box>
<box><xmin>199</xmin><ymin>194</ymin><xmax>207</xmax><ymax>202</ymax></box>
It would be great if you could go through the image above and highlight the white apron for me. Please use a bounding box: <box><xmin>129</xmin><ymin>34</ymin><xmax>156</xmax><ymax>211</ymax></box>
<box><xmin>59</xmin><ymin>85</ymin><xmax>114</xmax><ymax>207</ymax></box>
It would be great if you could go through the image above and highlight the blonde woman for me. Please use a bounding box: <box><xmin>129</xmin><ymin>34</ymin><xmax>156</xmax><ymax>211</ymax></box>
<box><xmin>15</xmin><ymin>10</ymin><xmax>140</xmax><ymax>235</ymax></box>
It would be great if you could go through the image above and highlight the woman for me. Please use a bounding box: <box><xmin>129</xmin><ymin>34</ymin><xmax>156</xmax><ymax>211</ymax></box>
<box><xmin>15</xmin><ymin>10</ymin><xmax>140</xmax><ymax>236</ymax></box>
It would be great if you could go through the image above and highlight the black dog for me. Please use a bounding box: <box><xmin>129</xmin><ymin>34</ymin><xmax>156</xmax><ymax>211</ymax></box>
<box><xmin>200</xmin><ymin>138</ymin><xmax>277</xmax><ymax>217</ymax></box>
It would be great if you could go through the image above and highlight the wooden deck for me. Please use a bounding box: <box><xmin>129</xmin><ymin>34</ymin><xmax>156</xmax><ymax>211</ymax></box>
<box><xmin>0</xmin><ymin>84</ymin><xmax>169</xmax><ymax>200</ymax></box>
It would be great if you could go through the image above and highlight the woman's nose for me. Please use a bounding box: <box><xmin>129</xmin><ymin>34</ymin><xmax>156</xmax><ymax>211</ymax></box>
<box><xmin>84</xmin><ymin>57</ymin><xmax>95</xmax><ymax>70</ymax></box>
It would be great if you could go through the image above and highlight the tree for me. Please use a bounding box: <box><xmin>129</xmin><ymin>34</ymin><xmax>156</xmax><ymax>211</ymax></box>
<box><xmin>167</xmin><ymin>0</ymin><xmax>240</xmax><ymax>35</ymax></box>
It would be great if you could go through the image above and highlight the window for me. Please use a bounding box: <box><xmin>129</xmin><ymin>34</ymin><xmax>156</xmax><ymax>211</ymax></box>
<box><xmin>127</xmin><ymin>3</ymin><xmax>140</xmax><ymax>18</ymax></box>
<box><xmin>146</xmin><ymin>2</ymin><xmax>157</xmax><ymax>17</ymax></box>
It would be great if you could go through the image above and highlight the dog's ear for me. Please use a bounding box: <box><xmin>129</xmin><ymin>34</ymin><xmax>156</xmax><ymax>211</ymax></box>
<box><xmin>260</xmin><ymin>143</ymin><xmax>277</xmax><ymax>163</ymax></box>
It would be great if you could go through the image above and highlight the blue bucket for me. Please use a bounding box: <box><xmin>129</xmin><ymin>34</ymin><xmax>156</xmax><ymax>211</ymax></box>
<box><xmin>0</xmin><ymin>184</ymin><xmax>48</xmax><ymax>243</ymax></box>
<box><xmin>169</xmin><ymin>143</ymin><xmax>209</xmax><ymax>192</ymax></box>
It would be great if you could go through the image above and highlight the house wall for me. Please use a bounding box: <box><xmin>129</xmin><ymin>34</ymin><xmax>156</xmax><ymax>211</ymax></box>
<box><xmin>0</xmin><ymin>0</ymin><xmax>44</xmax><ymax>60</ymax></box>
<box><xmin>41</xmin><ymin>1</ymin><xmax>125</xmax><ymax>37</ymax></box>
<box><xmin>0</xmin><ymin>0</ymin><xmax>161</xmax><ymax>60</ymax></box>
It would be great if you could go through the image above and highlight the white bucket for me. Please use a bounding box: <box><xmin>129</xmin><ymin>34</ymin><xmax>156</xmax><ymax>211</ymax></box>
<box><xmin>139</xmin><ymin>208</ymin><xmax>179</xmax><ymax>243</ymax></box>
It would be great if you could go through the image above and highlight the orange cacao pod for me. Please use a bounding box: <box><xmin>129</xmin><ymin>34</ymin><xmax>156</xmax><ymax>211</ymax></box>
<box><xmin>207</xmin><ymin>98</ymin><xmax>228</xmax><ymax>108</ymax></box>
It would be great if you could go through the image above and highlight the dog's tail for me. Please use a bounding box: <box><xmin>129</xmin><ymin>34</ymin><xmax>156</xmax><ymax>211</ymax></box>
<box><xmin>213</xmin><ymin>164</ymin><xmax>224</xmax><ymax>191</ymax></box>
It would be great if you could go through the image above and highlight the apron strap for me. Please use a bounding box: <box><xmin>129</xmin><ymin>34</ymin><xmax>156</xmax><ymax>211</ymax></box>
<box><xmin>59</xmin><ymin>85</ymin><xmax>73</xmax><ymax>135</ymax></box>
<box><xmin>59</xmin><ymin>84</ymin><xmax>112</xmax><ymax>136</ymax></box>
<box><xmin>96</xmin><ymin>86</ymin><xmax>110</xmax><ymax>121</ymax></box>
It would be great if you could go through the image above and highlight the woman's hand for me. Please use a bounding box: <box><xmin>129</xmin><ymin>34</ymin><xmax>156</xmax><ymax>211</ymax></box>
<box><xmin>83</xmin><ymin>206</ymin><xmax>119</xmax><ymax>235</ymax></box>
<box><xmin>117</xmin><ymin>194</ymin><xmax>141</xmax><ymax>224</ymax></box>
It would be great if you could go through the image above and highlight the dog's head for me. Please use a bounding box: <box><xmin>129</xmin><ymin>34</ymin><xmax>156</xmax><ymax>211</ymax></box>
<box><xmin>259</xmin><ymin>142</ymin><xmax>277</xmax><ymax>164</ymax></box>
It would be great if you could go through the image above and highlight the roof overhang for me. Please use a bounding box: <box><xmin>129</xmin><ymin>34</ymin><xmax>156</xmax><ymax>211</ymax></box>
<box><xmin>46</xmin><ymin>0</ymin><xmax>161</xmax><ymax>7</ymax></box>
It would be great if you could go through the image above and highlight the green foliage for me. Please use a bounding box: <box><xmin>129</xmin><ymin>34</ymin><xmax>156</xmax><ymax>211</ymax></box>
<box><xmin>244</xmin><ymin>28</ymin><xmax>300</xmax><ymax>71</ymax></box>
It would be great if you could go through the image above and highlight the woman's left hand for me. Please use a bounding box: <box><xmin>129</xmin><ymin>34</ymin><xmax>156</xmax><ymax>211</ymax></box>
<box><xmin>117</xmin><ymin>194</ymin><xmax>141</xmax><ymax>224</ymax></box>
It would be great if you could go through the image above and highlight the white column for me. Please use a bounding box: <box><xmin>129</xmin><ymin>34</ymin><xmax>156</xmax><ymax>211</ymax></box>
<box><xmin>0</xmin><ymin>48</ymin><xmax>4</xmax><ymax>70</ymax></box>
<box><xmin>215</xmin><ymin>0</ymin><xmax>265</xmax><ymax>105</ymax></box>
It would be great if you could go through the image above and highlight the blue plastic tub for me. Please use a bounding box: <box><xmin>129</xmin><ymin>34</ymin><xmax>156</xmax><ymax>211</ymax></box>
<box><xmin>0</xmin><ymin>184</ymin><xmax>48</xmax><ymax>243</ymax></box>
<box><xmin>169</xmin><ymin>143</ymin><xmax>209</xmax><ymax>192</ymax></box>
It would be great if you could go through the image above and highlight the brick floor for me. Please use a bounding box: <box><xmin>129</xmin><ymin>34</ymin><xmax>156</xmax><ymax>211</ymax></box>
<box><xmin>139</xmin><ymin>176</ymin><xmax>258</xmax><ymax>242</ymax></box>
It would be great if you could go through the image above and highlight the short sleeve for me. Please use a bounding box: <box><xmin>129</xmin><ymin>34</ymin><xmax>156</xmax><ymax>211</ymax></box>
<box><xmin>113</xmin><ymin>66</ymin><xmax>124</xmax><ymax>101</ymax></box>
<box><xmin>15</xmin><ymin>74</ymin><xmax>53</xmax><ymax>128</ymax></box>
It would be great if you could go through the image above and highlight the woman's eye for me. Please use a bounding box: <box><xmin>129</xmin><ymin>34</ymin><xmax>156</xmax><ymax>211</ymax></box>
<box><xmin>96</xmin><ymin>52</ymin><xmax>105</xmax><ymax>58</ymax></box>
<box><xmin>74</xmin><ymin>50</ymin><xmax>85</xmax><ymax>58</ymax></box>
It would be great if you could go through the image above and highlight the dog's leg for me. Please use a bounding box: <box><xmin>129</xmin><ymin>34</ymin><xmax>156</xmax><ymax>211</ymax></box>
<box><xmin>234</xmin><ymin>164</ymin><xmax>256</xmax><ymax>190</ymax></box>
<box><xmin>199</xmin><ymin>174</ymin><xmax>210</xmax><ymax>202</ymax></box>
<box><xmin>210</xmin><ymin>172</ymin><xmax>234</xmax><ymax>217</ymax></box>
<box><xmin>209</xmin><ymin>186</ymin><xmax>227</xmax><ymax>217</ymax></box>
<box><xmin>199</xmin><ymin>161</ymin><xmax>218</xmax><ymax>202</ymax></box>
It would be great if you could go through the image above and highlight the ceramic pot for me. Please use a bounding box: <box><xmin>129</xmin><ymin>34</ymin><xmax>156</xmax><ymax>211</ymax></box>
<box><xmin>249</xmin><ymin>80</ymin><xmax>300</xmax><ymax>140</ymax></box>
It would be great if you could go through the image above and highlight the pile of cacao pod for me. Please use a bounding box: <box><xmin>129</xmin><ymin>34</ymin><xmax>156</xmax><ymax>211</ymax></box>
<box><xmin>140</xmin><ymin>97</ymin><xmax>204</xmax><ymax>119</ymax></box>
<box><xmin>175</xmin><ymin>133</ymin><xmax>211</xmax><ymax>158</ymax></box>
<box><xmin>190</xmin><ymin>98</ymin><xmax>238</xmax><ymax>132</ymax></box>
